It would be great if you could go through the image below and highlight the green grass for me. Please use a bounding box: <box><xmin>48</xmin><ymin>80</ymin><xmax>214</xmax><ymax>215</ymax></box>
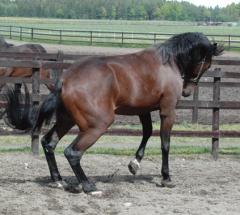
<box><xmin>111</xmin><ymin>122</ymin><xmax>239</xmax><ymax>131</ymax></box>
<box><xmin>0</xmin><ymin>146</ymin><xmax>209</xmax><ymax>155</ymax></box>
<box><xmin>1</xmin><ymin>145</ymin><xmax>240</xmax><ymax>155</ymax></box>
<box><xmin>0</xmin><ymin>17</ymin><xmax>240</xmax><ymax>49</ymax></box>
<box><xmin>0</xmin><ymin>147</ymin><xmax>31</xmax><ymax>153</ymax></box>
<box><xmin>1</xmin><ymin>122</ymin><xmax>240</xmax><ymax>155</ymax></box>
<box><xmin>85</xmin><ymin>146</ymin><xmax>211</xmax><ymax>155</ymax></box>
<box><xmin>1</xmin><ymin>17</ymin><xmax>240</xmax><ymax>35</ymax></box>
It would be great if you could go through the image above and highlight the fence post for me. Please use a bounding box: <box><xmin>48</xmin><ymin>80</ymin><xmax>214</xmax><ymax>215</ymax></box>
<box><xmin>121</xmin><ymin>32</ymin><xmax>124</xmax><ymax>45</ymax></box>
<box><xmin>212</xmin><ymin>69</ymin><xmax>221</xmax><ymax>160</ymax></box>
<box><xmin>59</xmin><ymin>30</ymin><xmax>62</xmax><ymax>44</ymax></box>
<box><xmin>56</xmin><ymin>50</ymin><xmax>64</xmax><ymax>77</ymax></box>
<box><xmin>90</xmin><ymin>31</ymin><xmax>93</xmax><ymax>45</ymax></box>
<box><xmin>31</xmin><ymin>67</ymin><xmax>40</xmax><ymax>155</ymax></box>
<box><xmin>20</xmin><ymin>27</ymin><xmax>22</xmax><ymax>41</ymax></box>
<box><xmin>9</xmin><ymin>26</ymin><xmax>12</xmax><ymax>39</ymax></box>
<box><xmin>228</xmin><ymin>35</ymin><xmax>231</xmax><ymax>49</ymax></box>
<box><xmin>192</xmin><ymin>85</ymin><xmax>199</xmax><ymax>123</ymax></box>
<box><xmin>31</xmin><ymin>28</ymin><xmax>34</xmax><ymax>40</ymax></box>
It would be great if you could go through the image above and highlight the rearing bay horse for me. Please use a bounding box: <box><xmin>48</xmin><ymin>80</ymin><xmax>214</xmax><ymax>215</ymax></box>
<box><xmin>5</xmin><ymin>32</ymin><xmax>223</xmax><ymax>193</ymax></box>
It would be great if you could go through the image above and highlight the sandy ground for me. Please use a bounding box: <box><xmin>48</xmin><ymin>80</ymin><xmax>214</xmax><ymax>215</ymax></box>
<box><xmin>1</xmin><ymin>41</ymin><xmax>240</xmax><ymax>213</ymax></box>
<box><xmin>0</xmin><ymin>153</ymin><xmax>240</xmax><ymax>215</ymax></box>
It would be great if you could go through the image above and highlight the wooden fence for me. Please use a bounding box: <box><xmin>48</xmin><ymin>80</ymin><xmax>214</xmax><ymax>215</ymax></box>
<box><xmin>0</xmin><ymin>51</ymin><xmax>240</xmax><ymax>159</ymax></box>
<box><xmin>0</xmin><ymin>25</ymin><xmax>240</xmax><ymax>49</ymax></box>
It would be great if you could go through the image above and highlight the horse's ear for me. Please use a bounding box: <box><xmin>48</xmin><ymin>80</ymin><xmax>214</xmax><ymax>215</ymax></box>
<box><xmin>212</xmin><ymin>43</ymin><xmax>224</xmax><ymax>56</ymax></box>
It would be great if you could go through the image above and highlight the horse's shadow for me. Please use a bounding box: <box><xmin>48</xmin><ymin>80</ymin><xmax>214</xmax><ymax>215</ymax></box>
<box><xmin>0</xmin><ymin>173</ymin><xmax>163</xmax><ymax>195</ymax></box>
<box><xmin>33</xmin><ymin>173</ymin><xmax>162</xmax><ymax>189</ymax></box>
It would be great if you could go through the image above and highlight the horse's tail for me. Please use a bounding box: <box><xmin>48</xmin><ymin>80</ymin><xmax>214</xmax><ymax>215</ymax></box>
<box><xmin>32</xmin><ymin>82</ymin><xmax>62</xmax><ymax>133</ymax></box>
<box><xmin>4</xmin><ymin>83</ymin><xmax>33</xmax><ymax>130</ymax></box>
<box><xmin>4</xmin><ymin>82</ymin><xmax>62</xmax><ymax>133</ymax></box>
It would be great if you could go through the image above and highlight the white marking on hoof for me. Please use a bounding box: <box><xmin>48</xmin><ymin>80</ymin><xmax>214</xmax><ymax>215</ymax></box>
<box><xmin>56</xmin><ymin>182</ymin><xmax>64</xmax><ymax>188</ymax></box>
<box><xmin>52</xmin><ymin>180</ymin><xmax>68</xmax><ymax>189</ymax></box>
<box><xmin>89</xmin><ymin>190</ymin><xmax>103</xmax><ymax>197</ymax></box>
<box><xmin>132</xmin><ymin>158</ymin><xmax>140</xmax><ymax>168</ymax></box>
<box><xmin>128</xmin><ymin>158</ymin><xmax>140</xmax><ymax>175</ymax></box>
<box><xmin>124</xmin><ymin>202</ymin><xmax>133</xmax><ymax>207</ymax></box>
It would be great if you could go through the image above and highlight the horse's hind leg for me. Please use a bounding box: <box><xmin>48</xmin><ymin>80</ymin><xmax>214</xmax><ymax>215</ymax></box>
<box><xmin>41</xmin><ymin>112</ymin><xmax>74</xmax><ymax>185</ymax></box>
<box><xmin>128</xmin><ymin>112</ymin><xmax>152</xmax><ymax>175</ymax></box>
<box><xmin>41</xmin><ymin>124</ymin><xmax>62</xmax><ymax>182</ymax></box>
<box><xmin>64</xmin><ymin>124</ymin><xmax>111</xmax><ymax>193</ymax></box>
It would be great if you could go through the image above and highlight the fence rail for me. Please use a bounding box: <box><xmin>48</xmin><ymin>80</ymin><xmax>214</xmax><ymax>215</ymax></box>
<box><xmin>1</xmin><ymin>25</ymin><xmax>240</xmax><ymax>49</ymax></box>
<box><xmin>0</xmin><ymin>51</ymin><xmax>240</xmax><ymax>159</ymax></box>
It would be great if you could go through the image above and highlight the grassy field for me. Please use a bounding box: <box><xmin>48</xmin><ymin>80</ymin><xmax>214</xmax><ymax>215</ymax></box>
<box><xmin>0</xmin><ymin>17</ymin><xmax>240</xmax><ymax>35</ymax></box>
<box><xmin>0</xmin><ymin>123</ymin><xmax>240</xmax><ymax>155</ymax></box>
<box><xmin>0</xmin><ymin>135</ymin><xmax>240</xmax><ymax>155</ymax></box>
<box><xmin>0</xmin><ymin>17</ymin><xmax>240</xmax><ymax>48</ymax></box>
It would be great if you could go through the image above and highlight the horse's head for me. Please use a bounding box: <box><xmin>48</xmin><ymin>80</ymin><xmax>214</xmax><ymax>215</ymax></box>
<box><xmin>179</xmin><ymin>33</ymin><xmax>224</xmax><ymax>97</ymax></box>
<box><xmin>156</xmin><ymin>32</ymin><xmax>224</xmax><ymax>97</ymax></box>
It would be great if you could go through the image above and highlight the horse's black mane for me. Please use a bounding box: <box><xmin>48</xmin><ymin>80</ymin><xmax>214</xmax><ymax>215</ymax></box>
<box><xmin>155</xmin><ymin>32</ymin><xmax>223</xmax><ymax>75</ymax></box>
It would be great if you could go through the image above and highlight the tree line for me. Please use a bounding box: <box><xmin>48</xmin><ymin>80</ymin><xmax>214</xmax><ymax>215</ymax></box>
<box><xmin>1</xmin><ymin>0</ymin><xmax>240</xmax><ymax>22</ymax></box>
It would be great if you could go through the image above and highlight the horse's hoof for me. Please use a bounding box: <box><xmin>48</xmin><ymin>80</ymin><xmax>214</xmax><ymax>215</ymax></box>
<box><xmin>51</xmin><ymin>180</ymin><xmax>82</xmax><ymax>193</ymax></box>
<box><xmin>128</xmin><ymin>159</ymin><xmax>140</xmax><ymax>175</ymax></box>
<box><xmin>161</xmin><ymin>179</ymin><xmax>176</xmax><ymax>188</ymax></box>
<box><xmin>82</xmin><ymin>181</ymin><xmax>97</xmax><ymax>193</ymax></box>
<box><xmin>89</xmin><ymin>190</ymin><xmax>103</xmax><ymax>197</ymax></box>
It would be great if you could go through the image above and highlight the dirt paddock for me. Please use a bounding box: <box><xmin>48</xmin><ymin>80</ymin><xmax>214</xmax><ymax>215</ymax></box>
<box><xmin>0</xmin><ymin>153</ymin><xmax>240</xmax><ymax>215</ymax></box>
<box><xmin>1</xmin><ymin>40</ymin><xmax>240</xmax><ymax>214</ymax></box>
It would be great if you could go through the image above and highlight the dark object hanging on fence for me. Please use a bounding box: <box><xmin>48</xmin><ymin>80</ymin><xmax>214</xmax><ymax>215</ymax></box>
<box><xmin>4</xmin><ymin>32</ymin><xmax>223</xmax><ymax>194</ymax></box>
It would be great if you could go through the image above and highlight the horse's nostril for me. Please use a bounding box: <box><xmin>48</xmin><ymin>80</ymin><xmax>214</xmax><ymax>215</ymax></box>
<box><xmin>182</xmin><ymin>89</ymin><xmax>191</xmax><ymax>97</ymax></box>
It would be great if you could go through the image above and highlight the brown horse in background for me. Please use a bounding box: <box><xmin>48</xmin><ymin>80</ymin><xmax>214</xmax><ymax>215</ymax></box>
<box><xmin>5</xmin><ymin>32</ymin><xmax>223</xmax><ymax>194</ymax></box>
<box><xmin>0</xmin><ymin>37</ymin><xmax>53</xmax><ymax>92</ymax></box>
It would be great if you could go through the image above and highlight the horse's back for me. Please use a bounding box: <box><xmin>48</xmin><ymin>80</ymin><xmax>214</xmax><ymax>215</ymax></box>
<box><xmin>8</xmin><ymin>44</ymin><xmax>46</xmax><ymax>53</ymax></box>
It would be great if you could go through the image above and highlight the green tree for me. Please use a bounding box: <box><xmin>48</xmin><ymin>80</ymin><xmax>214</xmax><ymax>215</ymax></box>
<box><xmin>111</xmin><ymin>6</ymin><xmax>117</xmax><ymax>19</ymax></box>
<box><xmin>0</xmin><ymin>0</ymin><xmax>239</xmax><ymax>22</ymax></box>
<box><xmin>97</xmin><ymin>6</ymin><xmax>107</xmax><ymax>19</ymax></box>
<box><xmin>135</xmin><ymin>4</ymin><xmax>147</xmax><ymax>20</ymax></box>
<box><xmin>56</xmin><ymin>8</ymin><xmax>64</xmax><ymax>18</ymax></box>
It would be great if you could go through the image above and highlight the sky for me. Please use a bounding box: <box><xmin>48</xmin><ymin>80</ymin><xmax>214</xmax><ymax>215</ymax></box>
<box><xmin>178</xmin><ymin>0</ymin><xmax>240</xmax><ymax>8</ymax></box>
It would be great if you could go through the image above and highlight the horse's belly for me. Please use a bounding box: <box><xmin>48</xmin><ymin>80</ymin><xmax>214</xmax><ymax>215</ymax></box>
<box><xmin>114</xmin><ymin>105</ymin><xmax>159</xmax><ymax>115</ymax></box>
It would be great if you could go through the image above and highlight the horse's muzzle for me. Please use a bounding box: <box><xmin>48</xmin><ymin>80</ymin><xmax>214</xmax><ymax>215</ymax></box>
<box><xmin>182</xmin><ymin>83</ymin><xmax>196</xmax><ymax>97</ymax></box>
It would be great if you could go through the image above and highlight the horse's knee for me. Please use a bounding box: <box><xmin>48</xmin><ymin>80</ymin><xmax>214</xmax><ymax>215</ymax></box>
<box><xmin>161</xmin><ymin>141</ymin><xmax>170</xmax><ymax>153</ymax></box>
<box><xmin>64</xmin><ymin>147</ymin><xmax>83</xmax><ymax>166</ymax></box>
<box><xmin>41</xmin><ymin>137</ymin><xmax>56</xmax><ymax>153</ymax></box>
<box><xmin>162</xmin><ymin>144</ymin><xmax>170</xmax><ymax>152</ymax></box>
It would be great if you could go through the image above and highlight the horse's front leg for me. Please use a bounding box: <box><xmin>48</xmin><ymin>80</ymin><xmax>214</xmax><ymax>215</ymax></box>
<box><xmin>160</xmin><ymin>109</ymin><xmax>176</xmax><ymax>188</ymax></box>
<box><xmin>128</xmin><ymin>112</ymin><xmax>152</xmax><ymax>175</ymax></box>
